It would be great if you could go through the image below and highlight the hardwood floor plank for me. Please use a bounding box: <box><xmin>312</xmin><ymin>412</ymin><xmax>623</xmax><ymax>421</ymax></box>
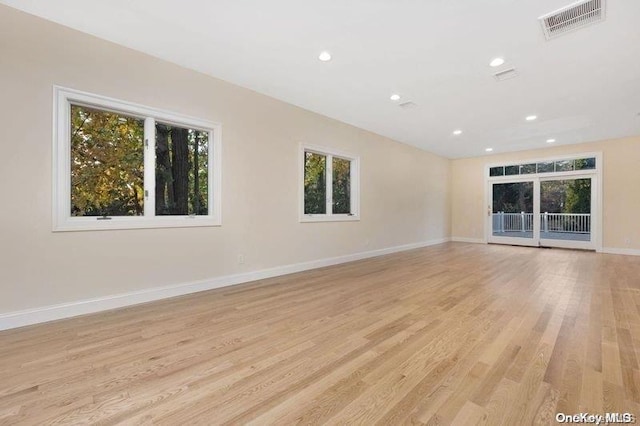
<box><xmin>449</xmin><ymin>400</ymin><xmax>487</xmax><ymax>425</ymax></box>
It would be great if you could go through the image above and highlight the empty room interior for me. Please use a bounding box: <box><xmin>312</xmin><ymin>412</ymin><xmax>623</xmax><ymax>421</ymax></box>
<box><xmin>1</xmin><ymin>0</ymin><xmax>640</xmax><ymax>424</ymax></box>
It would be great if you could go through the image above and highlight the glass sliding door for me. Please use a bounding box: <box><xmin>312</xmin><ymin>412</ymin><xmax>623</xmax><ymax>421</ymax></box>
<box><xmin>489</xmin><ymin>180</ymin><xmax>539</xmax><ymax>246</ymax></box>
<box><xmin>486</xmin><ymin>176</ymin><xmax>596</xmax><ymax>249</ymax></box>
<box><xmin>539</xmin><ymin>177</ymin><xmax>593</xmax><ymax>249</ymax></box>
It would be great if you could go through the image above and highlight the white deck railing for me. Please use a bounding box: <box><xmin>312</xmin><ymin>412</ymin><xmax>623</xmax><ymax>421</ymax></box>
<box><xmin>493</xmin><ymin>212</ymin><xmax>534</xmax><ymax>232</ymax></box>
<box><xmin>540</xmin><ymin>212</ymin><xmax>591</xmax><ymax>234</ymax></box>
<box><xmin>493</xmin><ymin>212</ymin><xmax>591</xmax><ymax>234</ymax></box>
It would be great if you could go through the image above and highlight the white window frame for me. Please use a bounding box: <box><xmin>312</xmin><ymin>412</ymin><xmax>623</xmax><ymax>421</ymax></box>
<box><xmin>53</xmin><ymin>86</ymin><xmax>222</xmax><ymax>231</ymax></box>
<box><xmin>299</xmin><ymin>144</ymin><xmax>360</xmax><ymax>223</ymax></box>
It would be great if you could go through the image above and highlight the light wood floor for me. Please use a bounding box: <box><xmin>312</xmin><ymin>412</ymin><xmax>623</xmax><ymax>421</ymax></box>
<box><xmin>1</xmin><ymin>243</ymin><xmax>640</xmax><ymax>425</ymax></box>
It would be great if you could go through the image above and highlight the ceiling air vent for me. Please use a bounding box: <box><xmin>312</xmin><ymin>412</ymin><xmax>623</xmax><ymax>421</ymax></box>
<box><xmin>539</xmin><ymin>0</ymin><xmax>605</xmax><ymax>40</ymax></box>
<box><xmin>494</xmin><ymin>68</ymin><xmax>518</xmax><ymax>82</ymax></box>
<box><xmin>398</xmin><ymin>101</ymin><xmax>417</xmax><ymax>109</ymax></box>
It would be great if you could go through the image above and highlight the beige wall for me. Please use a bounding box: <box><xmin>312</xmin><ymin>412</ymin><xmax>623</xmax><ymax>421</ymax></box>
<box><xmin>451</xmin><ymin>136</ymin><xmax>640</xmax><ymax>250</ymax></box>
<box><xmin>0</xmin><ymin>6</ymin><xmax>451</xmax><ymax>314</ymax></box>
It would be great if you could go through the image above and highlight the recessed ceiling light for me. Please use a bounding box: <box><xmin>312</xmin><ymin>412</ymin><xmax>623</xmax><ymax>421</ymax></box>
<box><xmin>453</xmin><ymin>129</ymin><xmax>462</xmax><ymax>135</ymax></box>
<box><xmin>318</xmin><ymin>51</ymin><xmax>331</xmax><ymax>62</ymax></box>
<box><xmin>485</xmin><ymin>148</ymin><xmax>493</xmax><ymax>152</ymax></box>
<box><xmin>546</xmin><ymin>138</ymin><xmax>556</xmax><ymax>143</ymax></box>
<box><xmin>489</xmin><ymin>57</ymin><xmax>505</xmax><ymax>67</ymax></box>
<box><xmin>525</xmin><ymin>115</ymin><xmax>538</xmax><ymax>121</ymax></box>
<box><xmin>390</xmin><ymin>94</ymin><xmax>401</xmax><ymax>101</ymax></box>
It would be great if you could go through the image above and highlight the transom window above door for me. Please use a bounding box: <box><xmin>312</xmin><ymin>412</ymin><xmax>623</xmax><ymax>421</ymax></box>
<box><xmin>489</xmin><ymin>157</ymin><xmax>596</xmax><ymax>177</ymax></box>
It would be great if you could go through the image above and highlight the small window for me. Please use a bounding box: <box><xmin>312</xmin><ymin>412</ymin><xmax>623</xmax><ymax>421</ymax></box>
<box><xmin>519</xmin><ymin>163</ymin><xmax>537</xmax><ymax>174</ymax></box>
<box><xmin>555</xmin><ymin>160</ymin><xmax>574</xmax><ymax>172</ymax></box>
<box><xmin>575</xmin><ymin>157</ymin><xmax>596</xmax><ymax>170</ymax></box>
<box><xmin>537</xmin><ymin>162</ymin><xmax>554</xmax><ymax>173</ymax></box>
<box><xmin>54</xmin><ymin>87</ymin><xmax>221</xmax><ymax>231</ymax></box>
<box><xmin>301</xmin><ymin>145</ymin><xmax>359</xmax><ymax>222</ymax></box>
<box><xmin>489</xmin><ymin>166</ymin><xmax>504</xmax><ymax>177</ymax></box>
<box><xmin>505</xmin><ymin>165</ymin><xmax>520</xmax><ymax>176</ymax></box>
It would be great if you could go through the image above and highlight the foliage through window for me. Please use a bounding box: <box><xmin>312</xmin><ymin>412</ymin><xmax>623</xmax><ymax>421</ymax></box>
<box><xmin>332</xmin><ymin>157</ymin><xmax>351</xmax><ymax>214</ymax></box>
<box><xmin>55</xmin><ymin>87</ymin><xmax>221</xmax><ymax>231</ymax></box>
<box><xmin>71</xmin><ymin>106</ymin><xmax>144</xmax><ymax>217</ymax></box>
<box><xmin>301</xmin><ymin>146</ymin><xmax>359</xmax><ymax>221</ymax></box>
<box><xmin>540</xmin><ymin>179</ymin><xmax>591</xmax><ymax>214</ymax></box>
<box><xmin>304</xmin><ymin>152</ymin><xmax>326</xmax><ymax>214</ymax></box>
<box><xmin>155</xmin><ymin>122</ymin><xmax>209</xmax><ymax>216</ymax></box>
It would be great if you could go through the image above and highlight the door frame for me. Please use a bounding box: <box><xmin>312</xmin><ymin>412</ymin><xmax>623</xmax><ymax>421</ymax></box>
<box><xmin>484</xmin><ymin>152</ymin><xmax>603</xmax><ymax>251</ymax></box>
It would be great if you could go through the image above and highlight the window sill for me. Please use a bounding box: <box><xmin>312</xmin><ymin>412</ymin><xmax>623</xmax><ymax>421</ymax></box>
<box><xmin>299</xmin><ymin>214</ymin><xmax>360</xmax><ymax>223</ymax></box>
<box><xmin>53</xmin><ymin>216</ymin><xmax>221</xmax><ymax>232</ymax></box>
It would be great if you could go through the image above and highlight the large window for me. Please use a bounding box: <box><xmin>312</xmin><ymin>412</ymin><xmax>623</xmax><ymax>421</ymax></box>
<box><xmin>300</xmin><ymin>145</ymin><xmax>359</xmax><ymax>222</ymax></box>
<box><xmin>54</xmin><ymin>87</ymin><xmax>221</xmax><ymax>231</ymax></box>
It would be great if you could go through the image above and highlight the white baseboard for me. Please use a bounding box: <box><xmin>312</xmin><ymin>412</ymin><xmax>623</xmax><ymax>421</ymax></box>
<box><xmin>451</xmin><ymin>237</ymin><xmax>485</xmax><ymax>244</ymax></box>
<box><xmin>601</xmin><ymin>247</ymin><xmax>640</xmax><ymax>256</ymax></box>
<box><xmin>0</xmin><ymin>237</ymin><xmax>450</xmax><ymax>331</ymax></box>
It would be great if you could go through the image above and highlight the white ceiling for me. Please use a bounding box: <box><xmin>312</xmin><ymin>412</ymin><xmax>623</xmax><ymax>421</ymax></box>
<box><xmin>3</xmin><ymin>0</ymin><xmax>640</xmax><ymax>158</ymax></box>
